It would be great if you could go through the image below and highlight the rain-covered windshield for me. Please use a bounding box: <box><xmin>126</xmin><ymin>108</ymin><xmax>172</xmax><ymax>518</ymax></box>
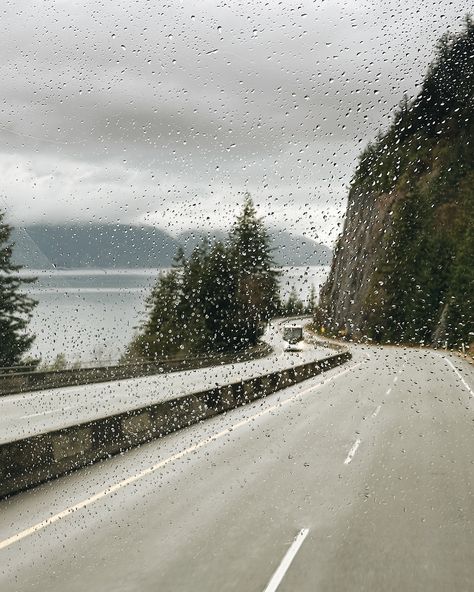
<box><xmin>0</xmin><ymin>2</ymin><xmax>473</xmax><ymax>591</ymax></box>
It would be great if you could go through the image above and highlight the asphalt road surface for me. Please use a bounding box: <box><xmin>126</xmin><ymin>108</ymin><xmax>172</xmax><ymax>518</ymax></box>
<box><xmin>0</xmin><ymin>318</ymin><xmax>329</xmax><ymax>445</ymax></box>
<box><xmin>1</xmin><ymin>344</ymin><xmax>473</xmax><ymax>591</ymax></box>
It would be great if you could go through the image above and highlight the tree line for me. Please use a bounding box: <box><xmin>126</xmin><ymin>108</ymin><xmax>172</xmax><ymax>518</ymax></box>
<box><xmin>125</xmin><ymin>195</ymin><xmax>314</xmax><ymax>361</ymax></box>
<box><xmin>0</xmin><ymin>211</ymin><xmax>37</xmax><ymax>368</ymax></box>
<box><xmin>0</xmin><ymin>196</ymin><xmax>316</xmax><ymax>368</ymax></box>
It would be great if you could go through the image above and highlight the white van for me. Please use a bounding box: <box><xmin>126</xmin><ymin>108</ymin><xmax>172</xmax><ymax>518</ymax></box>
<box><xmin>282</xmin><ymin>324</ymin><xmax>304</xmax><ymax>351</ymax></box>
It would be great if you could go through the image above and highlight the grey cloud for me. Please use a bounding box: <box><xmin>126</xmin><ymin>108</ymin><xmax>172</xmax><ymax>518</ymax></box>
<box><xmin>0</xmin><ymin>0</ymin><xmax>470</xmax><ymax>244</ymax></box>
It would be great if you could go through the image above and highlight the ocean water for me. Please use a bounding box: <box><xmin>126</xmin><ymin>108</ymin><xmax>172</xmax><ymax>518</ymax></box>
<box><xmin>22</xmin><ymin>266</ymin><xmax>329</xmax><ymax>363</ymax></box>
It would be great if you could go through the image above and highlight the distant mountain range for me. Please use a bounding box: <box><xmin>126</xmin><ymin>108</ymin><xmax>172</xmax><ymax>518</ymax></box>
<box><xmin>11</xmin><ymin>224</ymin><xmax>181</xmax><ymax>269</ymax></box>
<box><xmin>178</xmin><ymin>229</ymin><xmax>332</xmax><ymax>266</ymax></box>
<box><xmin>11</xmin><ymin>224</ymin><xmax>332</xmax><ymax>269</ymax></box>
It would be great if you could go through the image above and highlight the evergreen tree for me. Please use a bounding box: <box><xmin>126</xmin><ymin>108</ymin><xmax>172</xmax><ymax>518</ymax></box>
<box><xmin>198</xmin><ymin>241</ymin><xmax>239</xmax><ymax>351</ymax></box>
<box><xmin>172</xmin><ymin>246</ymin><xmax>186</xmax><ymax>268</ymax></box>
<box><xmin>128</xmin><ymin>194</ymin><xmax>283</xmax><ymax>359</ymax></box>
<box><xmin>0</xmin><ymin>211</ymin><xmax>37</xmax><ymax>367</ymax></box>
<box><xmin>179</xmin><ymin>243</ymin><xmax>208</xmax><ymax>352</ymax></box>
<box><xmin>283</xmin><ymin>286</ymin><xmax>305</xmax><ymax>316</ymax></box>
<box><xmin>445</xmin><ymin>188</ymin><xmax>474</xmax><ymax>347</ymax></box>
<box><xmin>306</xmin><ymin>284</ymin><xmax>317</xmax><ymax>314</ymax></box>
<box><xmin>229</xmin><ymin>194</ymin><xmax>281</xmax><ymax>343</ymax></box>
<box><xmin>127</xmin><ymin>268</ymin><xmax>183</xmax><ymax>360</ymax></box>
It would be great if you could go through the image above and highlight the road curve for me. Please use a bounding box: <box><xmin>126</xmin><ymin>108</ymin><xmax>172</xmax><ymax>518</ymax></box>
<box><xmin>0</xmin><ymin>317</ymin><xmax>330</xmax><ymax>445</ymax></box>
<box><xmin>1</xmin><ymin>344</ymin><xmax>473</xmax><ymax>591</ymax></box>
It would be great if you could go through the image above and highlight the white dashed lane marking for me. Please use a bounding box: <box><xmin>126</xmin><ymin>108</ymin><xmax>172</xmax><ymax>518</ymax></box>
<box><xmin>263</xmin><ymin>528</ymin><xmax>310</xmax><ymax>592</ymax></box>
<box><xmin>344</xmin><ymin>438</ymin><xmax>361</xmax><ymax>465</ymax></box>
<box><xmin>372</xmin><ymin>405</ymin><xmax>382</xmax><ymax>418</ymax></box>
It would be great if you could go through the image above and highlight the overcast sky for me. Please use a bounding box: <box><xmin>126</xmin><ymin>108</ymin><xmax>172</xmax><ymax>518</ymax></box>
<box><xmin>0</xmin><ymin>0</ymin><xmax>470</xmax><ymax>245</ymax></box>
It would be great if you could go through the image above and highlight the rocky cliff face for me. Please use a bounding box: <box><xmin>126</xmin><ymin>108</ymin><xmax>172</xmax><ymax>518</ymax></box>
<box><xmin>319</xmin><ymin>187</ymin><xmax>398</xmax><ymax>336</ymax></box>
<box><xmin>320</xmin><ymin>19</ymin><xmax>473</xmax><ymax>347</ymax></box>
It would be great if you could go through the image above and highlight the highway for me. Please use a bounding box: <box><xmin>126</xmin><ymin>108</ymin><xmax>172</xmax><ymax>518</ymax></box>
<box><xmin>0</xmin><ymin>318</ymin><xmax>330</xmax><ymax>445</ymax></box>
<box><xmin>1</xmin><ymin>343</ymin><xmax>473</xmax><ymax>591</ymax></box>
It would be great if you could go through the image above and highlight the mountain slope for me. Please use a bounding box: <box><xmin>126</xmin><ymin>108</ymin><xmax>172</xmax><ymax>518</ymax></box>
<box><xmin>320</xmin><ymin>19</ymin><xmax>473</xmax><ymax>348</ymax></box>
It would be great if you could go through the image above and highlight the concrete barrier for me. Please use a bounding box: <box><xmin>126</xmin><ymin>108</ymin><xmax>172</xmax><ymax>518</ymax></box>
<box><xmin>0</xmin><ymin>350</ymin><xmax>351</xmax><ymax>499</ymax></box>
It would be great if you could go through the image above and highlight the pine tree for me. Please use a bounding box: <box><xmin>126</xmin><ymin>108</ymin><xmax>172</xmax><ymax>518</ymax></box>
<box><xmin>172</xmin><ymin>246</ymin><xmax>186</xmax><ymax>268</ymax></box>
<box><xmin>306</xmin><ymin>284</ymin><xmax>317</xmax><ymax>314</ymax></box>
<box><xmin>129</xmin><ymin>194</ymin><xmax>283</xmax><ymax>358</ymax></box>
<box><xmin>283</xmin><ymin>286</ymin><xmax>305</xmax><ymax>316</ymax></box>
<box><xmin>127</xmin><ymin>268</ymin><xmax>183</xmax><ymax>360</ymax></box>
<box><xmin>179</xmin><ymin>243</ymin><xmax>208</xmax><ymax>352</ymax></box>
<box><xmin>0</xmin><ymin>211</ymin><xmax>37</xmax><ymax>367</ymax></box>
<box><xmin>229</xmin><ymin>194</ymin><xmax>281</xmax><ymax>343</ymax></box>
<box><xmin>445</xmin><ymin>189</ymin><xmax>474</xmax><ymax>347</ymax></box>
<box><xmin>198</xmin><ymin>241</ymin><xmax>239</xmax><ymax>351</ymax></box>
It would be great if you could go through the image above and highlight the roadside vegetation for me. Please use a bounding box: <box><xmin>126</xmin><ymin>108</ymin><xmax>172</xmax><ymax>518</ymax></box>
<box><xmin>125</xmin><ymin>195</ymin><xmax>282</xmax><ymax>361</ymax></box>
<box><xmin>1</xmin><ymin>195</ymin><xmax>317</xmax><ymax>370</ymax></box>
<box><xmin>279</xmin><ymin>284</ymin><xmax>317</xmax><ymax>317</ymax></box>
<box><xmin>0</xmin><ymin>211</ymin><xmax>38</xmax><ymax>368</ymax></box>
<box><xmin>321</xmin><ymin>17</ymin><xmax>473</xmax><ymax>349</ymax></box>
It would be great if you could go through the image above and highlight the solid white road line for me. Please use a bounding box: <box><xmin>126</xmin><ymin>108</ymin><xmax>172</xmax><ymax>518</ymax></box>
<box><xmin>0</xmin><ymin>361</ymin><xmax>363</xmax><ymax>552</ymax></box>
<box><xmin>344</xmin><ymin>438</ymin><xmax>361</xmax><ymax>465</ymax></box>
<box><xmin>445</xmin><ymin>358</ymin><xmax>473</xmax><ymax>396</ymax></box>
<box><xmin>263</xmin><ymin>529</ymin><xmax>309</xmax><ymax>592</ymax></box>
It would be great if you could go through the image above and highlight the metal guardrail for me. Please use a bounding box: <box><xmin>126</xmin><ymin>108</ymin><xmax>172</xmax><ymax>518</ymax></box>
<box><xmin>0</xmin><ymin>315</ymin><xmax>313</xmax><ymax>394</ymax></box>
<box><xmin>0</xmin><ymin>365</ymin><xmax>38</xmax><ymax>375</ymax></box>
<box><xmin>0</xmin><ymin>344</ymin><xmax>273</xmax><ymax>396</ymax></box>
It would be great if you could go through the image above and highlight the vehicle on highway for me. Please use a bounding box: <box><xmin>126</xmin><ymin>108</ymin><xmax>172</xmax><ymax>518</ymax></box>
<box><xmin>282</xmin><ymin>324</ymin><xmax>304</xmax><ymax>352</ymax></box>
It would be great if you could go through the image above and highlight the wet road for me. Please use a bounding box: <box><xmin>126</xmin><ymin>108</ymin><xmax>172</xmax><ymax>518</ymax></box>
<box><xmin>1</xmin><ymin>344</ymin><xmax>473</xmax><ymax>591</ymax></box>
